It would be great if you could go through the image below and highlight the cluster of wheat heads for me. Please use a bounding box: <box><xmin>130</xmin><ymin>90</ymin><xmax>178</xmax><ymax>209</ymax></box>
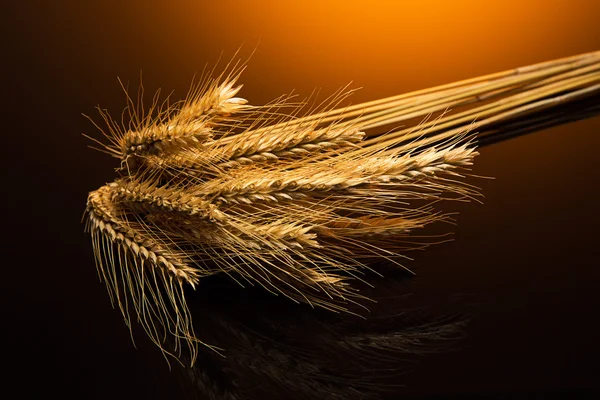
<box><xmin>84</xmin><ymin>51</ymin><xmax>600</xmax><ymax>365</ymax></box>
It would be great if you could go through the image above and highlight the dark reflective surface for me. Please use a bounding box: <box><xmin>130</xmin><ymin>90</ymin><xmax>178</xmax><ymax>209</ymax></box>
<box><xmin>3</xmin><ymin>1</ymin><xmax>600</xmax><ymax>398</ymax></box>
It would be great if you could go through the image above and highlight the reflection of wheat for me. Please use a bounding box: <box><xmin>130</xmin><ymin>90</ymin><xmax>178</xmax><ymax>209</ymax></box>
<box><xmin>84</xmin><ymin>51</ymin><xmax>600</xmax><ymax>365</ymax></box>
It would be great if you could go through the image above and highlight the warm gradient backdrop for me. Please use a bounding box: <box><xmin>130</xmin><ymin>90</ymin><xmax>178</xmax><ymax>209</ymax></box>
<box><xmin>3</xmin><ymin>1</ymin><xmax>599</xmax><ymax>399</ymax></box>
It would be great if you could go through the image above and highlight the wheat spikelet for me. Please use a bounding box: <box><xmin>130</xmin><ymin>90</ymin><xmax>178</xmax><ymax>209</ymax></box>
<box><xmin>84</xmin><ymin>51</ymin><xmax>600</xmax><ymax>366</ymax></box>
<box><xmin>118</xmin><ymin>63</ymin><xmax>250</xmax><ymax>158</ymax></box>
<box><xmin>216</xmin><ymin>124</ymin><xmax>365</xmax><ymax>169</ymax></box>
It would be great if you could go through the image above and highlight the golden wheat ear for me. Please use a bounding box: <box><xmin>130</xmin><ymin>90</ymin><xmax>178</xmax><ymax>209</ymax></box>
<box><xmin>84</xmin><ymin>51</ymin><xmax>600</xmax><ymax>366</ymax></box>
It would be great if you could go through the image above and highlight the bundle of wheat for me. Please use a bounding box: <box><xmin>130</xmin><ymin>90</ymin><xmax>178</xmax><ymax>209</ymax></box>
<box><xmin>84</xmin><ymin>51</ymin><xmax>600</xmax><ymax>365</ymax></box>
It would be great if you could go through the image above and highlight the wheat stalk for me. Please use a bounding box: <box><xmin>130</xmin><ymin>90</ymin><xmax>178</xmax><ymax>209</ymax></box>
<box><xmin>84</xmin><ymin>51</ymin><xmax>600</xmax><ymax>366</ymax></box>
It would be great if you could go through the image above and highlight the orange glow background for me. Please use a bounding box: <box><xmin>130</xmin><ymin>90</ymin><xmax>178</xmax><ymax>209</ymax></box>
<box><xmin>4</xmin><ymin>0</ymin><xmax>600</xmax><ymax>397</ymax></box>
<box><xmin>39</xmin><ymin>0</ymin><xmax>600</xmax><ymax>102</ymax></box>
<box><xmin>54</xmin><ymin>2</ymin><xmax>600</xmax><ymax>76</ymax></box>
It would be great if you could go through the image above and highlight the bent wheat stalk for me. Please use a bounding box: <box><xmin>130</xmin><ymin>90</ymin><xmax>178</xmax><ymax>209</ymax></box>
<box><xmin>84</xmin><ymin>51</ymin><xmax>600</xmax><ymax>365</ymax></box>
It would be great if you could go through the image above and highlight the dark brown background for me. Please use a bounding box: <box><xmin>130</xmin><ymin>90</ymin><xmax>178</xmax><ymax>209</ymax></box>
<box><xmin>2</xmin><ymin>1</ymin><xmax>599</xmax><ymax>398</ymax></box>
